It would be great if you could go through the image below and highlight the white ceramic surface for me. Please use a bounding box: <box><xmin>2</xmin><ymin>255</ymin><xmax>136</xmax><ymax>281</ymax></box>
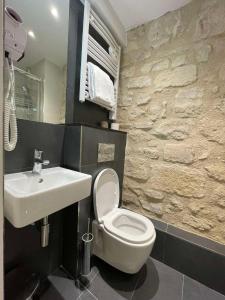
<box><xmin>92</xmin><ymin>168</ymin><xmax>156</xmax><ymax>274</ymax></box>
<box><xmin>4</xmin><ymin>167</ymin><xmax>92</xmax><ymax>228</ymax></box>
<box><xmin>93</xmin><ymin>168</ymin><xmax>120</xmax><ymax>223</ymax></box>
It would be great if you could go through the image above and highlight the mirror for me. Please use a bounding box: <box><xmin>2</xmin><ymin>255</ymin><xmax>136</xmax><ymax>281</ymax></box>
<box><xmin>5</xmin><ymin>0</ymin><xmax>70</xmax><ymax>124</ymax></box>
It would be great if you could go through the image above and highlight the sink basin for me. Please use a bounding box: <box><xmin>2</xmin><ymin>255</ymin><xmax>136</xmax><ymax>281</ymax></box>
<box><xmin>4</xmin><ymin>167</ymin><xmax>92</xmax><ymax>228</ymax></box>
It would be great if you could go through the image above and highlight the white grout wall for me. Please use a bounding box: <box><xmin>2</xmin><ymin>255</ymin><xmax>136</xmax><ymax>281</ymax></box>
<box><xmin>0</xmin><ymin>0</ymin><xmax>4</xmax><ymax>297</ymax></box>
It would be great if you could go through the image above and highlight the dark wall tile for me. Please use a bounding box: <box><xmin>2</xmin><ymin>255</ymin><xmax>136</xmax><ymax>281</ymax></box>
<box><xmin>150</xmin><ymin>218</ymin><xmax>167</xmax><ymax>232</ymax></box>
<box><xmin>66</xmin><ymin>0</ymin><xmax>83</xmax><ymax>124</ymax></box>
<box><xmin>164</xmin><ymin>233</ymin><xmax>225</xmax><ymax>295</ymax></box>
<box><xmin>74</xmin><ymin>100</ymin><xmax>109</xmax><ymax>128</ymax></box>
<box><xmin>63</xmin><ymin>125</ymin><xmax>81</xmax><ymax>170</ymax></box>
<box><xmin>167</xmin><ymin>225</ymin><xmax>225</xmax><ymax>256</ymax></box>
<box><xmin>5</xmin><ymin>119</ymin><xmax>65</xmax><ymax>174</ymax></box>
<box><xmin>62</xmin><ymin>204</ymin><xmax>79</xmax><ymax>278</ymax></box>
<box><xmin>151</xmin><ymin>229</ymin><xmax>167</xmax><ymax>262</ymax></box>
<box><xmin>5</xmin><ymin>211</ymin><xmax>63</xmax><ymax>277</ymax></box>
<box><xmin>81</xmin><ymin>126</ymin><xmax>127</xmax><ymax>165</ymax></box>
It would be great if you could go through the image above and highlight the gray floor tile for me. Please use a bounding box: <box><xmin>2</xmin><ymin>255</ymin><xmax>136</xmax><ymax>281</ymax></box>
<box><xmin>40</xmin><ymin>266</ymin><xmax>99</xmax><ymax>300</ymax></box>
<box><xmin>40</xmin><ymin>286</ymin><xmax>65</xmax><ymax>300</ymax></box>
<box><xmin>43</xmin><ymin>274</ymin><xmax>83</xmax><ymax>300</ymax></box>
<box><xmin>40</xmin><ymin>267</ymin><xmax>99</xmax><ymax>300</ymax></box>
<box><xmin>88</xmin><ymin>257</ymin><xmax>140</xmax><ymax>300</ymax></box>
<box><xmin>132</xmin><ymin>258</ymin><xmax>183</xmax><ymax>300</ymax></box>
<box><xmin>183</xmin><ymin>276</ymin><xmax>225</xmax><ymax>300</ymax></box>
<box><xmin>78</xmin><ymin>289</ymin><xmax>98</xmax><ymax>300</ymax></box>
<box><xmin>40</xmin><ymin>259</ymin><xmax>225</xmax><ymax>300</ymax></box>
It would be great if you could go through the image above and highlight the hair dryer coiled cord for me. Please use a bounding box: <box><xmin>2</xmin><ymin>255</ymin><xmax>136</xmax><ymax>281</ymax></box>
<box><xmin>4</xmin><ymin>58</ymin><xmax>18</xmax><ymax>151</ymax></box>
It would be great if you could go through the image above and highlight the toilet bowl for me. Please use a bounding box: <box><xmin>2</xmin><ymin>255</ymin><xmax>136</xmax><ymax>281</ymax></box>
<box><xmin>92</xmin><ymin>168</ymin><xmax>156</xmax><ymax>274</ymax></box>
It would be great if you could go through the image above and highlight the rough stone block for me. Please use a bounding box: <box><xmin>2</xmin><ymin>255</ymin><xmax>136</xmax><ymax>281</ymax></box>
<box><xmin>136</xmin><ymin>94</ymin><xmax>152</xmax><ymax>106</ymax></box>
<box><xmin>195</xmin><ymin>44</ymin><xmax>212</xmax><ymax>63</ymax></box>
<box><xmin>171</xmin><ymin>55</ymin><xmax>186</xmax><ymax>68</ymax></box>
<box><xmin>127</xmin><ymin>76</ymin><xmax>152</xmax><ymax>89</ymax></box>
<box><xmin>213</xmin><ymin>185</ymin><xmax>225</xmax><ymax>208</ymax></box>
<box><xmin>140</xmin><ymin>199</ymin><xmax>163</xmax><ymax>216</ymax></box>
<box><xmin>133</xmin><ymin>121</ymin><xmax>154</xmax><ymax>130</ymax></box>
<box><xmin>174</xmin><ymin>87</ymin><xmax>203</xmax><ymax>118</ymax></box>
<box><xmin>182</xmin><ymin>215</ymin><xmax>214</xmax><ymax>232</ymax></box>
<box><xmin>151</xmin><ymin>59</ymin><xmax>170</xmax><ymax>72</ymax></box>
<box><xmin>147</xmin><ymin>10</ymin><xmax>182</xmax><ymax>49</ymax></box>
<box><xmin>125</xmin><ymin>158</ymin><xmax>149</xmax><ymax>181</ymax></box>
<box><xmin>149</xmin><ymin>163</ymin><xmax>206</xmax><ymax>198</ymax></box>
<box><xmin>205</xmin><ymin>164</ymin><xmax>225</xmax><ymax>183</ymax></box>
<box><xmin>166</xmin><ymin>196</ymin><xmax>184</xmax><ymax>212</ymax></box>
<box><xmin>200</xmin><ymin>114</ymin><xmax>225</xmax><ymax>145</ymax></box>
<box><xmin>120</xmin><ymin>66</ymin><xmax>136</xmax><ymax>78</ymax></box>
<box><xmin>123</xmin><ymin>190</ymin><xmax>140</xmax><ymax>207</ymax></box>
<box><xmin>195</xmin><ymin>1</ymin><xmax>225</xmax><ymax>40</ymax></box>
<box><xmin>154</xmin><ymin>65</ymin><xmax>197</xmax><ymax>90</ymax></box>
<box><xmin>143</xmin><ymin>147</ymin><xmax>160</xmax><ymax>160</ymax></box>
<box><xmin>118</xmin><ymin>95</ymin><xmax>132</xmax><ymax>107</ymax></box>
<box><xmin>163</xmin><ymin>144</ymin><xmax>194</xmax><ymax>164</ymax></box>
<box><xmin>144</xmin><ymin>189</ymin><xmax>165</xmax><ymax>201</ymax></box>
<box><xmin>152</xmin><ymin>119</ymin><xmax>192</xmax><ymax>140</ymax></box>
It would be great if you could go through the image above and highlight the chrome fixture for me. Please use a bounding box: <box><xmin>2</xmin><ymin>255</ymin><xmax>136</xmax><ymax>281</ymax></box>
<box><xmin>41</xmin><ymin>216</ymin><xmax>49</xmax><ymax>247</ymax></box>
<box><xmin>32</xmin><ymin>149</ymin><xmax>50</xmax><ymax>175</ymax></box>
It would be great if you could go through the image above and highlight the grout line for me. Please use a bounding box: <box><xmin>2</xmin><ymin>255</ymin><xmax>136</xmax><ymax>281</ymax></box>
<box><xmin>89</xmin><ymin>269</ymin><xmax>100</xmax><ymax>284</ymax></box>
<box><xmin>181</xmin><ymin>275</ymin><xmax>185</xmax><ymax>300</ymax></box>
<box><xmin>166</xmin><ymin>223</ymin><xmax>169</xmax><ymax>232</ymax></box>
<box><xmin>77</xmin><ymin>268</ymin><xmax>100</xmax><ymax>299</ymax></box>
<box><xmin>130</xmin><ymin>271</ymin><xmax>142</xmax><ymax>300</ymax></box>
<box><xmin>86</xmin><ymin>288</ymin><xmax>99</xmax><ymax>300</ymax></box>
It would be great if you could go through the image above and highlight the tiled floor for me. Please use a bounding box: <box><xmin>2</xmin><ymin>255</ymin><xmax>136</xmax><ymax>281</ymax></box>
<box><xmin>40</xmin><ymin>257</ymin><xmax>225</xmax><ymax>300</ymax></box>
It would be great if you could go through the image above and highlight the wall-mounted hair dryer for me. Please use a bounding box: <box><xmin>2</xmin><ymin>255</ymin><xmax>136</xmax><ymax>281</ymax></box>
<box><xmin>4</xmin><ymin>6</ymin><xmax>27</xmax><ymax>151</ymax></box>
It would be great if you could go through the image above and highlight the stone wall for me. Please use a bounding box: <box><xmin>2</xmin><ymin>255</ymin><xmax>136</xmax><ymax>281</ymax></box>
<box><xmin>118</xmin><ymin>0</ymin><xmax>225</xmax><ymax>244</ymax></box>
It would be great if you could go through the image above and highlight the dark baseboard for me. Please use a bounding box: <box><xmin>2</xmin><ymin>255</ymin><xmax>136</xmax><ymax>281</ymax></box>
<box><xmin>150</xmin><ymin>218</ymin><xmax>225</xmax><ymax>296</ymax></box>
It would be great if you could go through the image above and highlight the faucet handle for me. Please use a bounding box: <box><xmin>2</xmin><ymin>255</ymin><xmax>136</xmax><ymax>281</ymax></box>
<box><xmin>34</xmin><ymin>149</ymin><xmax>43</xmax><ymax>160</ymax></box>
<box><xmin>43</xmin><ymin>160</ymin><xmax>50</xmax><ymax>166</ymax></box>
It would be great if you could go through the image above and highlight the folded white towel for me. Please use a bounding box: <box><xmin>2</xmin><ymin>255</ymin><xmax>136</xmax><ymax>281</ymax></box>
<box><xmin>88</xmin><ymin>62</ymin><xmax>115</xmax><ymax>109</ymax></box>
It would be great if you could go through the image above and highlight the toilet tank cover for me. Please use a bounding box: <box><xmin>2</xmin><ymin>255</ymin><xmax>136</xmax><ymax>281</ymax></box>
<box><xmin>94</xmin><ymin>168</ymin><xmax>120</xmax><ymax>222</ymax></box>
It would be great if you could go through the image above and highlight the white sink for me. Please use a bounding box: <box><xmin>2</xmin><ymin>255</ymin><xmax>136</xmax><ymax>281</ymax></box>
<box><xmin>4</xmin><ymin>167</ymin><xmax>92</xmax><ymax>228</ymax></box>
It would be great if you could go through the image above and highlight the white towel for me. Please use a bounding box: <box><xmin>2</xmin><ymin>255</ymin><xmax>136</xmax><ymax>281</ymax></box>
<box><xmin>88</xmin><ymin>62</ymin><xmax>115</xmax><ymax>109</ymax></box>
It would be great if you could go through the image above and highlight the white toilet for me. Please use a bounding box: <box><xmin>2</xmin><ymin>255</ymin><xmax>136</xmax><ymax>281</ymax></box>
<box><xmin>92</xmin><ymin>168</ymin><xmax>156</xmax><ymax>274</ymax></box>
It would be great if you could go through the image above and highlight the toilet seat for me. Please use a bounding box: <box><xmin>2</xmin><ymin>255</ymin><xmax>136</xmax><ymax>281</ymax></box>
<box><xmin>93</xmin><ymin>168</ymin><xmax>120</xmax><ymax>223</ymax></box>
<box><xmin>94</xmin><ymin>168</ymin><xmax>155</xmax><ymax>244</ymax></box>
<box><xmin>103</xmin><ymin>208</ymin><xmax>155</xmax><ymax>244</ymax></box>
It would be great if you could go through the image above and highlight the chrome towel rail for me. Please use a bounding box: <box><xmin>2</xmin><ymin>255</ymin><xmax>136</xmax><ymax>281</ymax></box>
<box><xmin>79</xmin><ymin>0</ymin><xmax>121</xmax><ymax>120</ymax></box>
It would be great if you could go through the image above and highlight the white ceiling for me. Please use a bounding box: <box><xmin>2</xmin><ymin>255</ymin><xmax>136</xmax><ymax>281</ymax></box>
<box><xmin>6</xmin><ymin>0</ymin><xmax>69</xmax><ymax>68</ymax></box>
<box><xmin>108</xmin><ymin>0</ymin><xmax>191</xmax><ymax>31</ymax></box>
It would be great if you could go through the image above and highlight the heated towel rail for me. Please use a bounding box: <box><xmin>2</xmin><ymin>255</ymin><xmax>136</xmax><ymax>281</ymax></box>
<box><xmin>79</xmin><ymin>0</ymin><xmax>121</xmax><ymax>120</ymax></box>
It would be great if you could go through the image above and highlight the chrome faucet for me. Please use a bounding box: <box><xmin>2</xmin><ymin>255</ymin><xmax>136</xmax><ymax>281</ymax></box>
<box><xmin>32</xmin><ymin>149</ymin><xmax>50</xmax><ymax>175</ymax></box>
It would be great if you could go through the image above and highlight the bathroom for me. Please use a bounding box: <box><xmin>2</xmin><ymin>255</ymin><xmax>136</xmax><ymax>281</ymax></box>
<box><xmin>1</xmin><ymin>0</ymin><xmax>225</xmax><ymax>299</ymax></box>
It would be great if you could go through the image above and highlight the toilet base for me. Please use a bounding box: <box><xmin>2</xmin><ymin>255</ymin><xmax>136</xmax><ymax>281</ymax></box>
<box><xmin>92</xmin><ymin>220</ymin><xmax>156</xmax><ymax>274</ymax></box>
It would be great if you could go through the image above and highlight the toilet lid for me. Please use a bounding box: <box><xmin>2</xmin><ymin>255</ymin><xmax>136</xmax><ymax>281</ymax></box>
<box><xmin>93</xmin><ymin>168</ymin><xmax>120</xmax><ymax>222</ymax></box>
